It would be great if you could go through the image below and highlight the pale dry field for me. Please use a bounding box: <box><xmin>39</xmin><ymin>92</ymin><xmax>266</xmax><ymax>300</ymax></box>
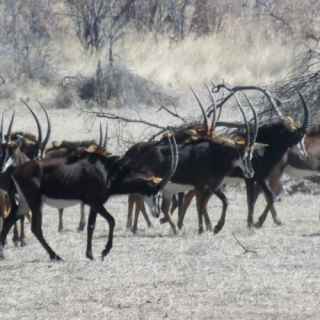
<box><xmin>1</xmin><ymin>107</ymin><xmax>320</xmax><ymax>320</ymax></box>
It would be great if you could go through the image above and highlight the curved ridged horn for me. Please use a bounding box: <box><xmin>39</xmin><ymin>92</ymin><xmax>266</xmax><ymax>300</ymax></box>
<box><xmin>190</xmin><ymin>87</ymin><xmax>209</xmax><ymax>133</ymax></box>
<box><xmin>240</xmin><ymin>92</ymin><xmax>259</xmax><ymax>146</ymax></box>
<box><xmin>158</xmin><ymin>134</ymin><xmax>178</xmax><ymax>190</ymax></box>
<box><xmin>20</xmin><ymin>99</ymin><xmax>42</xmax><ymax>149</ymax></box>
<box><xmin>205</xmin><ymin>84</ymin><xmax>217</xmax><ymax>133</ymax></box>
<box><xmin>103</xmin><ymin>122</ymin><xmax>108</xmax><ymax>148</ymax></box>
<box><xmin>0</xmin><ymin>113</ymin><xmax>4</xmax><ymax>143</ymax></box>
<box><xmin>5</xmin><ymin>111</ymin><xmax>15</xmax><ymax>143</ymax></box>
<box><xmin>37</xmin><ymin>101</ymin><xmax>51</xmax><ymax>157</ymax></box>
<box><xmin>234</xmin><ymin>93</ymin><xmax>251</xmax><ymax>151</ymax></box>
<box><xmin>98</xmin><ymin>122</ymin><xmax>103</xmax><ymax>147</ymax></box>
<box><xmin>208</xmin><ymin>85</ymin><xmax>284</xmax><ymax>120</ymax></box>
<box><xmin>296</xmin><ymin>91</ymin><xmax>310</xmax><ymax>133</ymax></box>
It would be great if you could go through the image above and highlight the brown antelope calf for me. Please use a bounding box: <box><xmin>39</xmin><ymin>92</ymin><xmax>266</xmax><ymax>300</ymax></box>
<box><xmin>126</xmin><ymin>194</ymin><xmax>153</xmax><ymax>233</ymax></box>
<box><xmin>0</xmin><ymin>189</ymin><xmax>11</xmax><ymax>258</ymax></box>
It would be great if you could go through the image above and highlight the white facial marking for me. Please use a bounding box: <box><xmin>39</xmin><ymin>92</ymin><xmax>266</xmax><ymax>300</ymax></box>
<box><xmin>297</xmin><ymin>136</ymin><xmax>308</xmax><ymax>159</ymax></box>
<box><xmin>233</xmin><ymin>158</ymin><xmax>245</xmax><ymax>172</ymax></box>
<box><xmin>257</xmin><ymin>148</ymin><xmax>265</xmax><ymax>157</ymax></box>
<box><xmin>2</xmin><ymin>156</ymin><xmax>14</xmax><ymax>173</ymax></box>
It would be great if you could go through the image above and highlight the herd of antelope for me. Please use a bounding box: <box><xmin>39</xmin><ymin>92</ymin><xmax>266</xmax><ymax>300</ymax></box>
<box><xmin>0</xmin><ymin>83</ymin><xmax>319</xmax><ymax>262</ymax></box>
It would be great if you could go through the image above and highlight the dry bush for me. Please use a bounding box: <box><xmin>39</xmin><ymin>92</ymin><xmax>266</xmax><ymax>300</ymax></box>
<box><xmin>79</xmin><ymin>62</ymin><xmax>177</xmax><ymax>108</ymax></box>
<box><xmin>53</xmin><ymin>86</ymin><xmax>77</xmax><ymax>109</ymax></box>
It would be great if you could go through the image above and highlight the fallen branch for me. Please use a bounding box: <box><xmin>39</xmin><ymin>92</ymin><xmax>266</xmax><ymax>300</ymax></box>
<box><xmin>157</xmin><ymin>105</ymin><xmax>187</xmax><ymax>123</ymax></box>
<box><xmin>232</xmin><ymin>232</ymin><xmax>258</xmax><ymax>255</ymax></box>
<box><xmin>86</xmin><ymin>110</ymin><xmax>170</xmax><ymax>130</ymax></box>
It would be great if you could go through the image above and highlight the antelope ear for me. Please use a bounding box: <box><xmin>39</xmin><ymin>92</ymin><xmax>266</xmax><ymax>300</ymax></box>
<box><xmin>235</xmin><ymin>138</ymin><xmax>246</xmax><ymax>146</ymax></box>
<box><xmin>188</xmin><ymin>129</ymin><xmax>197</xmax><ymax>135</ymax></box>
<box><xmin>85</xmin><ymin>145</ymin><xmax>98</xmax><ymax>153</ymax></box>
<box><xmin>144</xmin><ymin>176</ymin><xmax>163</xmax><ymax>184</ymax></box>
<box><xmin>4</xmin><ymin>204</ymin><xmax>11</xmax><ymax>219</ymax></box>
<box><xmin>2</xmin><ymin>193</ymin><xmax>11</xmax><ymax>218</ymax></box>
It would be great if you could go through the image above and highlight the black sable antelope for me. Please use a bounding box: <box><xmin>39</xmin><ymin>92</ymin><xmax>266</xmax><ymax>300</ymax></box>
<box><xmin>113</xmin><ymin>101</ymin><xmax>259</xmax><ymax>235</ymax></box>
<box><xmin>9</xmin><ymin>135</ymin><xmax>178</xmax><ymax>261</ymax></box>
<box><xmin>160</xmin><ymin>89</ymin><xmax>262</xmax><ymax>234</ymax></box>
<box><xmin>44</xmin><ymin>124</ymin><xmax>108</xmax><ymax>232</ymax></box>
<box><xmin>189</xmin><ymin>85</ymin><xmax>312</xmax><ymax>230</ymax></box>
<box><xmin>124</xmin><ymin>88</ymin><xmax>261</xmax><ymax>235</ymax></box>
<box><xmin>0</xmin><ymin>101</ymin><xmax>51</xmax><ymax>247</ymax></box>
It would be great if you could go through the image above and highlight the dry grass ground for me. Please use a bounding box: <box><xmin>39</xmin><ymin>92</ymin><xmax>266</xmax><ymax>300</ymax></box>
<box><xmin>1</xmin><ymin>108</ymin><xmax>320</xmax><ymax>320</ymax></box>
<box><xmin>1</xmin><ymin>187</ymin><xmax>320</xmax><ymax>320</ymax></box>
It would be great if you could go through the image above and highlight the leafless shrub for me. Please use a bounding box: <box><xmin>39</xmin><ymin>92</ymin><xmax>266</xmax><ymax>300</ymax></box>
<box><xmin>0</xmin><ymin>83</ymin><xmax>17</xmax><ymax>101</ymax></box>
<box><xmin>53</xmin><ymin>86</ymin><xmax>77</xmax><ymax>109</ymax></box>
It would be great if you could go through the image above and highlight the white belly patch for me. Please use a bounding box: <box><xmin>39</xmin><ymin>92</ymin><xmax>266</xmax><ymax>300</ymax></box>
<box><xmin>163</xmin><ymin>182</ymin><xmax>194</xmax><ymax>196</ymax></box>
<box><xmin>223</xmin><ymin>177</ymin><xmax>243</xmax><ymax>185</ymax></box>
<box><xmin>42</xmin><ymin>196</ymin><xmax>81</xmax><ymax>209</ymax></box>
<box><xmin>284</xmin><ymin>165</ymin><xmax>320</xmax><ymax>178</ymax></box>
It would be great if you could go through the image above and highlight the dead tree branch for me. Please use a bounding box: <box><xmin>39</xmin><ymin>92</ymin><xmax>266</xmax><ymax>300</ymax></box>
<box><xmin>232</xmin><ymin>232</ymin><xmax>258</xmax><ymax>255</ymax></box>
<box><xmin>157</xmin><ymin>105</ymin><xmax>187</xmax><ymax>123</ymax></box>
<box><xmin>86</xmin><ymin>110</ymin><xmax>172</xmax><ymax>131</ymax></box>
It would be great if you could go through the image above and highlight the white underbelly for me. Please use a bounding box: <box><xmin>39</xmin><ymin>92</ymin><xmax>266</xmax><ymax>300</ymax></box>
<box><xmin>42</xmin><ymin>196</ymin><xmax>81</xmax><ymax>209</ymax></box>
<box><xmin>163</xmin><ymin>182</ymin><xmax>194</xmax><ymax>196</ymax></box>
<box><xmin>223</xmin><ymin>177</ymin><xmax>243</xmax><ymax>185</ymax></box>
<box><xmin>284</xmin><ymin>165</ymin><xmax>320</xmax><ymax>178</ymax></box>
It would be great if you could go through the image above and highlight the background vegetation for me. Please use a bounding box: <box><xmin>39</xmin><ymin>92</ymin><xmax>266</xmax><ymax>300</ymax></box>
<box><xmin>0</xmin><ymin>0</ymin><xmax>319</xmax><ymax>109</ymax></box>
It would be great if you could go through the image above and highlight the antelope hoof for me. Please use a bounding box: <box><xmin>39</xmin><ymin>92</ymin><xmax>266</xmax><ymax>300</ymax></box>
<box><xmin>20</xmin><ymin>240</ymin><xmax>26</xmax><ymax>247</ymax></box>
<box><xmin>50</xmin><ymin>254</ymin><xmax>63</xmax><ymax>262</ymax></box>
<box><xmin>254</xmin><ymin>220</ymin><xmax>263</xmax><ymax>229</ymax></box>
<box><xmin>86</xmin><ymin>251</ymin><xmax>94</xmax><ymax>260</ymax></box>
<box><xmin>77</xmin><ymin>223</ymin><xmax>85</xmax><ymax>232</ymax></box>
<box><xmin>170</xmin><ymin>225</ymin><xmax>178</xmax><ymax>235</ymax></box>
<box><xmin>274</xmin><ymin>219</ymin><xmax>283</xmax><ymax>226</ymax></box>
<box><xmin>213</xmin><ymin>224</ymin><xmax>223</xmax><ymax>235</ymax></box>
<box><xmin>160</xmin><ymin>217</ymin><xmax>169</xmax><ymax>224</ymax></box>
<box><xmin>198</xmin><ymin>227</ymin><xmax>204</xmax><ymax>235</ymax></box>
<box><xmin>101</xmin><ymin>248</ymin><xmax>111</xmax><ymax>261</ymax></box>
<box><xmin>177</xmin><ymin>221</ymin><xmax>183</xmax><ymax>230</ymax></box>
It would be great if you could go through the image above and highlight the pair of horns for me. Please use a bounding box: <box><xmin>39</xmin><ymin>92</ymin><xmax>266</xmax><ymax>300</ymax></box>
<box><xmin>211</xmin><ymin>84</ymin><xmax>310</xmax><ymax>134</ymax></box>
<box><xmin>20</xmin><ymin>99</ymin><xmax>51</xmax><ymax>159</ymax></box>
<box><xmin>157</xmin><ymin>134</ymin><xmax>179</xmax><ymax>190</ymax></box>
<box><xmin>190</xmin><ymin>86</ymin><xmax>258</xmax><ymax>149</ymax></box>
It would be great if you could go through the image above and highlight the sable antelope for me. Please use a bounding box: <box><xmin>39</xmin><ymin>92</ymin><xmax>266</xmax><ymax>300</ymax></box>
<box><xmin>1</xmin><ymin>101</ymin><xmax>51</xmax><ymax>247</ymax></box>
<box><xmin>163</xmin><ymin>85</ymin><xmax>311</xmax><ymax>234</ymax></box>
<box><xmin>163</xmin><ymin>87</ymin><xmax>263</xmax><ymax>234</ymax></box>
<box><xmin>126</xmin><ymin>87</ymin><xmax>261</xmax><ymax>235</ymax></box>
<box><xmin>126</xmin><ymin>194</ymin><xmax>155</xmax><ymax>233</ymax></box>
<box><xmin>5</xmin><ymin>134</ymin><xmax>178</xmax><ymax>261</ymax></box>
<box><xmin>250</xmin><ymin>127</ymin><xmax>320</xmax><ymax>225</ymax></box>
<box><xmin>117</xmin><ymin>94</ymin><xmax>260</xmax><ymax>235</ymax></box>
<box><xmin>182</xmin><ymin>85</ymin><xmax>312</xmax><ymax>231</ymax></box>
<box><xmin>126</xmin><ymin>193</ymin><xmax>184</xmax><ymax>234</ymax></box>
<box><xmin>44</xmin><ymin>124</ymin><xmax>108</xmax><ymax>233</ymax></box>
